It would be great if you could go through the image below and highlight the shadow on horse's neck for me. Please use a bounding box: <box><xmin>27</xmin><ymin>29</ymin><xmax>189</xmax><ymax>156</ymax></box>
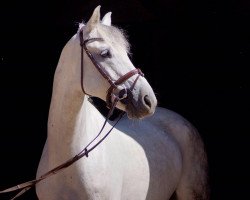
<box><xmin>88</xmin><ymin>97</ymin><xmax>123</xmax><ymax>121</ymax></box>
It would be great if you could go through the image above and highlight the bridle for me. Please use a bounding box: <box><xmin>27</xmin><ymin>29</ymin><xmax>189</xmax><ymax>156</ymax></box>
<box><xmin>0</xmin><ymin>29</ymin><xmax>144</xmax><ymax>199</ymax></box>
<box><xmin>79</xmin><ymin>29</ymin><xmax>144</xmax><ymax>108</ymax></box>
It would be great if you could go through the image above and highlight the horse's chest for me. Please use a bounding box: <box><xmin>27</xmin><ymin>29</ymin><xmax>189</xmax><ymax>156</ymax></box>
<box><xmin>78</xmin><ymin>125</ymin><xmax>181</xmax><ymax>200</ymax></box>
<box><xmin>76</xmin><ymin>131</ymin><xmax>150</xmax><ymax>199</ymax></box>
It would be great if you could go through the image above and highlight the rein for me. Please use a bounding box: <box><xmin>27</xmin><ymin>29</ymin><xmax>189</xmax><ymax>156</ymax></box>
<box><xmin>0</xmin><ymin>105</ymin><xmax>125</xmax><ymax>200</ymax></box>
<box><xmin>0</xmin><ymin>29</ymin><xmax>143</xmax><ymax>199</ymax></box>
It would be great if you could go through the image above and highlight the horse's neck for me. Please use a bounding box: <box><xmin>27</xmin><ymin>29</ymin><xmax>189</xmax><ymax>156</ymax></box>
<box><xmin>47</xmin><ymin>93</ymin><xmax>103</xmax><ymax>151</ymax></box>
<box><xmin>46</xmin><ymin>35</ymin><xmax>106</xmax><ymax>163</ymax></box>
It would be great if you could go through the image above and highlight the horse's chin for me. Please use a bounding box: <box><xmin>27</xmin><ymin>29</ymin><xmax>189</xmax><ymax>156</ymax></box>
<box><xmin>125</xmin><ymin>102</ymin><xmax>155</xmax><ymax>120</ymax></box>
<box><xmin>126</xmin><ymin>112</ymin><xmax>147</xmax><ymax>120</ymax></box>
<box><xmin>114</xmin><ymin>97</ymin><xmax>156</xmax><ymax>120</ymax></box>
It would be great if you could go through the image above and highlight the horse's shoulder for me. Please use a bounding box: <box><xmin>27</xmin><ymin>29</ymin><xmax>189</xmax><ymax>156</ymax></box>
<box><xmin>152</xmin><ymin>108</ymin><xmax>209</xmax><ymax>199</ymax></box>
<box><xmin>153</xmin><ymin>106</ymin><xmax>193</xmax><ymax>131</ymax></box>
<box><xmin>151</xmin><ymin>107</ymin><xmax>203</xmax><ymax>148</ymax></box>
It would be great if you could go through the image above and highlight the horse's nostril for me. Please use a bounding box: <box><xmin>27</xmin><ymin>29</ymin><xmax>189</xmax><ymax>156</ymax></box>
<box><xmin>143</xmin><ymin>95</ymin><xmax>152</xmax><ymax>109</ymax></box>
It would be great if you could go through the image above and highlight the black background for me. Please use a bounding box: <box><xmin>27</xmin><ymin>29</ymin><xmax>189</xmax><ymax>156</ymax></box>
<box><xmin>1</xmin><ymin>0</ymin><xmax>249</xmax><ymax>199</ymax></box>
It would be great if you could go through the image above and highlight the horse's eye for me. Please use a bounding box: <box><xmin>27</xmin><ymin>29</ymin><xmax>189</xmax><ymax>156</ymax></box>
<box><xmin>100</xmin><ymin>49</ymin><xmax>111</xmax><ymax>58</ymax></box>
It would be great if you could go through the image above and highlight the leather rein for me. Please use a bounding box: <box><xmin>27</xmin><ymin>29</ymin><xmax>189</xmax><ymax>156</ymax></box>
<box><xmin>0</xmin><ymin>30</ymin><xmax>144</xmax><ymax>199</ymax></box>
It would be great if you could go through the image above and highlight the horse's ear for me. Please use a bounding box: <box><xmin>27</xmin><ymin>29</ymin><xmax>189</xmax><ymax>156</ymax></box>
<box><xmin>85</xmin><ymin>5</ymin><xmax>101</xmax><ymax>32</ymax></box>
<box><xmin>101</xmin><ymin>12</ymin><xmax>112</xmax><ymax>26</ymax></box>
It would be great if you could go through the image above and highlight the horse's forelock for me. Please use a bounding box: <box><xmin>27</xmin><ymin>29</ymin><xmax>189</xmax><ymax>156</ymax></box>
<box><xmin>78</xmin><ymin>22</ymin><xmax>130</xmax><ymax>54</ymax></box>
<box><xmin>97</xmin><ymin>24</ymin><xmax>131</xmax><ymax>54</ymax></box>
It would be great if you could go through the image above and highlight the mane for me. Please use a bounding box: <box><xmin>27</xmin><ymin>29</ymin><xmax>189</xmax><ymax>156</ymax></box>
<box><xmin>79</xmin><ymin>23</ymin><xmax>131</xmax><ymax>54</ymax></box>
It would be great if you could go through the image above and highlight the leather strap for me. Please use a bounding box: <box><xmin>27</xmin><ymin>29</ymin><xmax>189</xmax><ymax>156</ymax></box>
<box><xmin>79</xmin><ymin>30</ymin><xmax>144</xmax><ymax>107</ymax></box>
<box><xmin>0</xmin><ymin>29</ymin><xmax>146</xmax><ymax>200</ymax></box>
<box><xmin>106</xmin><ymin>68</ymin><xmax>144</xmax><ymax>108</ymax></box>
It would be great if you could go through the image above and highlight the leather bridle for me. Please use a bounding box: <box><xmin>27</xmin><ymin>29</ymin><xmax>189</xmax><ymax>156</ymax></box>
<box><xmin>0</xmin><ymin>29</ymin><xmax>145</xmax><ymax>199</ymax></box>
<box><xmin>79</xmin><ymin>29</ymin><xmax>144</xmax><ymax>108</ymax></box>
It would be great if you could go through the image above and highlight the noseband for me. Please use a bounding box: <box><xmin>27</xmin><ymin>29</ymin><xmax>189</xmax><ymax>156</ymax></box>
<box><xmin>79</xmin><ymin>30</ymin><xmax>144</xmax><ymax>108</ymax></box>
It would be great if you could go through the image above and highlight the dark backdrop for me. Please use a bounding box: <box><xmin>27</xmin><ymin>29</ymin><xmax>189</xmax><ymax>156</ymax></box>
<box><xmin>1</xmin><ymin>0</ymin><xmax>249</xmax><ymax>199</ymax></box>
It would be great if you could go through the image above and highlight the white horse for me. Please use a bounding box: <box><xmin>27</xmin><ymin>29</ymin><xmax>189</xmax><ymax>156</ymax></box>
<box><xmin>36</xmin><ymin>6</ymin><xmax>209</xmax><ymax>200</ymax></box>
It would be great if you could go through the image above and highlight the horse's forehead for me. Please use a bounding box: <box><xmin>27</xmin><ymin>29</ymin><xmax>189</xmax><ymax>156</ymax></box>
<box><xmin>97</xmin><ymin>25</ymin><xmax>129</xmax><ymax>52</ymax></box>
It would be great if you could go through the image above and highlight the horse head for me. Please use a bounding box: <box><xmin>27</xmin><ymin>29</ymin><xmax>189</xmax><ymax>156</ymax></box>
<box><xmin>78</xmin><ymin>6</ymin><xmax>157</xmax><ymax>119</ymax></box>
